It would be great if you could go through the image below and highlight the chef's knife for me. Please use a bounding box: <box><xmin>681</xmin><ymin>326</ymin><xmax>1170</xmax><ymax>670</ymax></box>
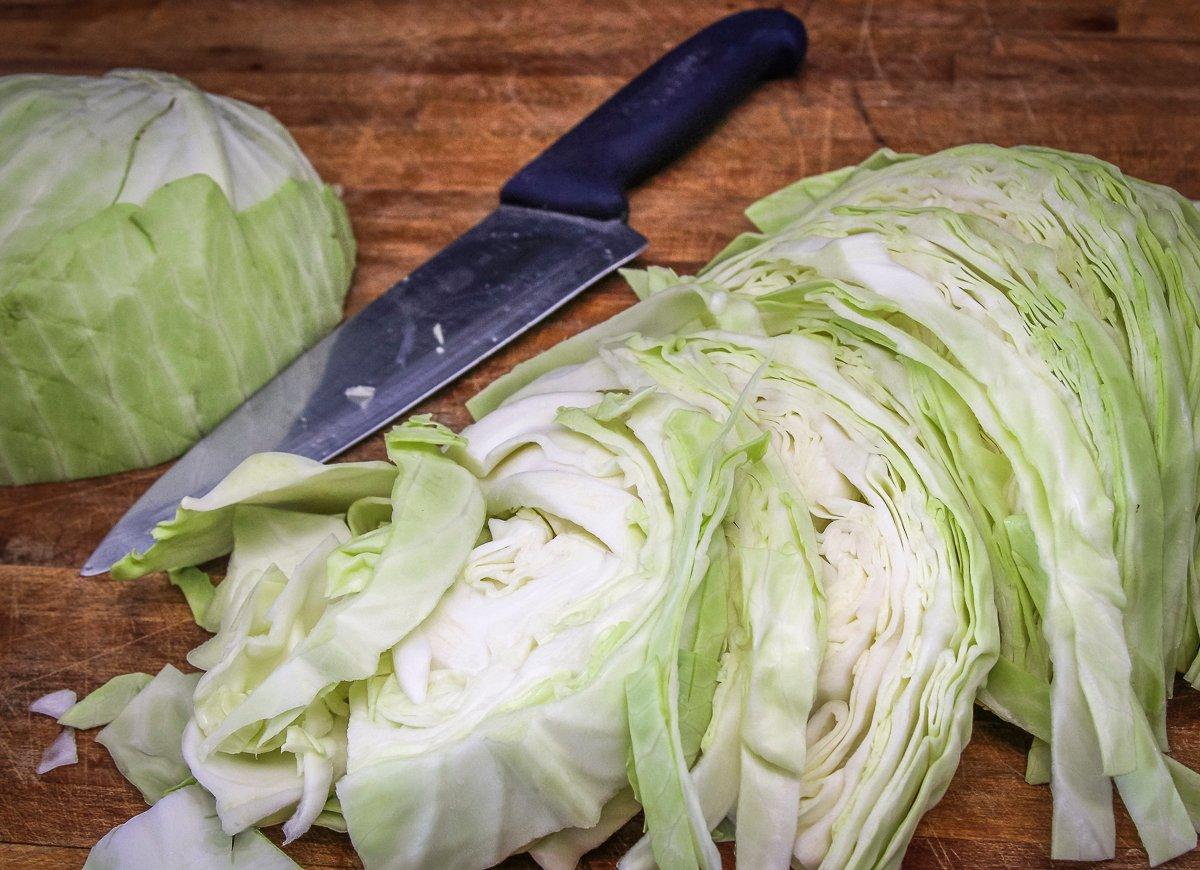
<box><xmin>83</xmin><ymin>8</ymin><xmax>807</xmax><ymax>576</ymax></box>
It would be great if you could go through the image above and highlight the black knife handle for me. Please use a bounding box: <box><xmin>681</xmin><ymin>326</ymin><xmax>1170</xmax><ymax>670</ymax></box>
<box><xmin>500</xmin><ymin>8</ymin><xmax>807</xmax><ymax>221</ymax></box>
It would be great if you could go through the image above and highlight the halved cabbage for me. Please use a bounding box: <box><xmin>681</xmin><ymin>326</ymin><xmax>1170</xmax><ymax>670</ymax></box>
<box><xmin>0</xmin><ymin>70</ymin><xmax>355</xmax><ymax>484</ymax></box>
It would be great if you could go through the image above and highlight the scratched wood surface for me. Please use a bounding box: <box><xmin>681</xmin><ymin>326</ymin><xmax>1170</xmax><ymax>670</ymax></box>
<box><xmin>2</xmin><ymin>0</ymin><xmax>1200</xmax><ymax>866</ymax></box>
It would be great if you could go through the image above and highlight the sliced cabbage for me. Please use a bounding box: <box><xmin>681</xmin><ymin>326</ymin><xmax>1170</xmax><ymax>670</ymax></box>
<box><xmin>60</xmin><ymin>674</ymin><xmax>152</xmax><ymax>729</ymax></box>
<box><xmin>712</xmin><ymin>145</ymin><xmax>1200</xmax><ymax>863</ymax></box>
<box><xmin>29</xmin><ymin>689</ymin><xmax>76</xmax><ymax>719</ymax></box>
<box><xmin>111</xmin><ymin>454</ymin><xmax>395</xmax><ymax>580</ymax></box>
<box><xmin>31</xmin><ymin>690</ymin><xmax>80</xmax><ymax>776</ymax></box>
<box><xmin>601</xmin><ymin>327</ymin><xmax>997</xmax><ymax>868</ymax></box>
<box><xmin>87</xmin><ymin>144</ymin><xmax>1200</xmax><ymax>869</ymax></box>
<box><xmin>36</xmin><ymin>728</ymin><xmax>78</xmax><ymax>775</ymax></box>
<box><xmin>97</xmin><ymin>664</ymin><xmax>199</xmax><ymax>804</ymax></box>
<box><xmin>84</xmin><ymin>785</ymin><xmax>297</xmax><ymax>870</ymax></box>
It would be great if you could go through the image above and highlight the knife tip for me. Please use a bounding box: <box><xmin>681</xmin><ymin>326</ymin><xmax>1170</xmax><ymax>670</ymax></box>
<box><xmin>80</xmin><ymin>558</ymin><xmax>109</xmax><ymax>577</ymax></box>
<box><xmin>81</xmin><ymin>538</ymin><xmax>123</xmax><ymax>577</ymax></box>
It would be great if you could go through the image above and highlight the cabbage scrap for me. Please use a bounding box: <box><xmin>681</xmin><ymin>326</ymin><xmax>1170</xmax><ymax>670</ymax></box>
<box><xmin>84</xmin><ymin>785</ymin><xmax>297</xmax><ymax>870</ymax></box>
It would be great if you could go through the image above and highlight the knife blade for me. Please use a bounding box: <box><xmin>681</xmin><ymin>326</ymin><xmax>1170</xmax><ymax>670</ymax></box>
<box><xmin>83</xmin><ymin>8</ymin><xmax>807</xmax><ymax>575</ymax></box>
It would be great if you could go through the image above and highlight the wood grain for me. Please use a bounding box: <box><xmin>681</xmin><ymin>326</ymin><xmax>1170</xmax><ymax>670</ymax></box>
<box><xmin>2</xmin><ymin>0</ymin><xmax>1200</xmax><ymax>866</ymax></box>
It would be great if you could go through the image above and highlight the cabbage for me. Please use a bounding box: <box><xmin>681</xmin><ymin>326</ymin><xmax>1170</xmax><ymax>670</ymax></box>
<box><xmin>83</xmin><ymin>785</ymin><xmax>297</xmax><ymax>870</ymax></box>
<box><xmin>604</xmin><ymin>328</ymin><xmax>997</xmax><ymax>868</ymax></box>
<box><xmin>0</xmin><ymin>70</ymin><xmax>355</xmax><ymax>485</ymax></box>
<box><xmin>724</xmin><ymin>145</ymin><xmax>1200</xmax><ymax>862</ymax></box>
<box><xmin>96</xmin><ymin>664</ymin><xmax>198</xmax><ymax>804</ymax></box>
<box><xmin>29</xmin><ymin>689</ymin><xmax>76</xmax><ymax>719</ymax></box>
<box><xmin>88</xmin><ymin>145</ymin><xmax>1200</xmax><ymax>868</ymax></box>
<box><xmin>30</xmin><ymin>689</ymin><xmax>79</xmax><ymax>775</ymax></box>
<box><xmin>60</xmin><ymin>673</ymin><xmax>153</xmax><ymax>729</ymax></box>
<box><xmin>36</xmin><ymin>728</ymin><xmax>78</xmax><ymax>775</ymax></box>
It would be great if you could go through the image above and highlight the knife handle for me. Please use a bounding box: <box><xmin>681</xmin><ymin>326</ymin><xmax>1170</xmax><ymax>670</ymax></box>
<box><xmin>500</xmin><ymin>8</ymin><xmax>807</xmax><ymax>221</ymax></box>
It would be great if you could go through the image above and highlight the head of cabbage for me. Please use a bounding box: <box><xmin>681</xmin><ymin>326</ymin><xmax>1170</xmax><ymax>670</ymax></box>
<box><xmin>78</xmin><ymin>144</ymin><xmax>1200</xmax><ymax>870</ymax></box>
<box><xmin>0</xmin><ymin>69</ymin><xmax>355</xmax><ymax>485</ymax></box>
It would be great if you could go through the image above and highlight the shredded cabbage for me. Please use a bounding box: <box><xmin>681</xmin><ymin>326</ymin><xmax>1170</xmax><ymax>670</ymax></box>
<box><xmin>82</xmin><ymin>145</ymin><xmax>1200</xmax><ymax>868</ymax></box>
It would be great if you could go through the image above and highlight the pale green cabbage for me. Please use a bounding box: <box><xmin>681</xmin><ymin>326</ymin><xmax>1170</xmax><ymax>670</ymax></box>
<box><xmin>83</xmin><ymin>145</ymin><xmax>1200</xmax><ymax>868</ymax></box>
<box><xmin>728</xmin><ymin>145</ymin><xmax>1200</xmax><ymax>863</ymax></box>
<box><xmin>59</xmin><ymin>673</ymin><xmax>152</xmax><ymax>730</ymax></box>
<box><xmin>0</xmin><ymin>69</ymin><xmax>355</xmax><ymax>485</ymax></box>
<box><xmin>84</xmin><ymin>785</ymin><xmax>298</xmax><ymax>870</ymax></box>
<box><xmin>95</xmin><ymin>664</ymin><xmax>198</xmax><ymax>804</ymax></box>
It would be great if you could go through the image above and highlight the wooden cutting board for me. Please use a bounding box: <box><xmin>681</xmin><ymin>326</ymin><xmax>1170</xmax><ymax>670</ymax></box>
<box><xmin>3</xmin><ymin>1</ymin><xmax>1200</xmax><ymax>866</ymax></box>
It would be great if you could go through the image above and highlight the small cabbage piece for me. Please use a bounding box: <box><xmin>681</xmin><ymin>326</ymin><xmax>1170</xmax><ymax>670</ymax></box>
<box><xmin>97</xmin><ymin>664</ymin><xmax>199</xmax><ymax>804</ymax></box>
<box><xmin>0</xmin><ymin>69</ymin><xmax>356</xmax><ymax>485</ymax></box>
<box><xmin>31</xmin><ymin>689</ymin><xmax>80</xmax><ymax>776</ymax></box>
<box><xmin>170</xmin><ymin>568</ymin><xmax>217</xmax><ymax>625</ymax></box>
<box><xmin>111</xmin><ymin>453</ymin><xmax>395</xmax><ymax>581</ymax></box>
<box><xmin>36</xmin><ymin>728</ymin><xmax>78</xmax><ymax>775</ymax></box>
<box><xmin>60</xmin><ymin>673</ymin><xmax>153</xmax><ymax>729</ymax></box>
<box><xmin>84</xmin><ymin>785</ymin><xmax>297</xmax><ymax>870</ymax></box>
<box><xmin>29</xmin><ymin>689</ymin><xmax>76</xmax><ymax>719</ymax></box>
